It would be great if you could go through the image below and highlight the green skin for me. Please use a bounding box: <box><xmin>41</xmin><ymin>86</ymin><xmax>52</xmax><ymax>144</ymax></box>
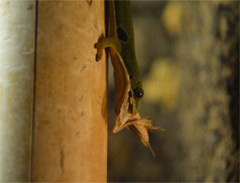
<box><xmin>95</xmin><ymin>0</ymin><xmax>143</xmax><ymax>114</ymax></box>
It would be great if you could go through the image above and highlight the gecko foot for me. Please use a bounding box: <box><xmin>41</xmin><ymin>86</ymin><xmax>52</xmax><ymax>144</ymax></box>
<box><xmin>94</xmin><ymin>42</ymin><xmax>103</xmax><ymax>62</ymax></box>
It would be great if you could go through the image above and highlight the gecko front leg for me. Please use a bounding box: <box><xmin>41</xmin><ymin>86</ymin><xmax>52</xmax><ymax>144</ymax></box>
<box><xmin>94</xmin><ymin>36</ymin><xmax>121</xmax><ymax>61</ymax></box>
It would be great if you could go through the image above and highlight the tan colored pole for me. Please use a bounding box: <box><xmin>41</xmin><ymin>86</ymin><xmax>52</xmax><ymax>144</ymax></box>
<box><xmin>0</xmin><ymin>1</ymin><xmax>36</xmax><ymax>182</ymax></box>
<box><xmin>32</xmin><ymin>1</ymin><xmax>107</xmax><ymax>182</ymax></box>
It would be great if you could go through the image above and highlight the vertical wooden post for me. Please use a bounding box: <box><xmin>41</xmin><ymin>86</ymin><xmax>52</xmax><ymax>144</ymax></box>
<box><xmin>0</xmin><ymin>1</ymin><xmax>36</xmax><ymax>182</ymax></box>
<box><xmin>32</xmin><ymin>1</ymin><xmax>107</xmax><ymax>182</ymax></box>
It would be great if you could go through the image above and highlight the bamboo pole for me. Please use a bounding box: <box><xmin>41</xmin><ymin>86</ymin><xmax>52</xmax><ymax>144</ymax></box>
<box><xmin>32</xmin><ymin>1</ymin><xmax>107</xmax><ymax>182</ymax></box>
<box><xmin>0</xmin><ymin>1</ymin><xmax>36</xmax><ymax>182</ymax></box>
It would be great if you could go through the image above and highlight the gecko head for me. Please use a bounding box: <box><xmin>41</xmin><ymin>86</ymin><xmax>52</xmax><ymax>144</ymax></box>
<box><xmin>111</xmin><ymin>87</ymin><xmax>144</xmax><ymax>134</ymax></box>
<box><xmin>131</xmin><ymin>87</ymin><xmax>144</xmax><ymax>115</ymax></box>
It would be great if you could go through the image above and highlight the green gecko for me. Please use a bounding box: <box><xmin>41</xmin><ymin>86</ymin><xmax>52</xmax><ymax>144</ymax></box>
<box><xmin>94</xmin><ymin>0</ymin><xmax>165</xmax><ymax>156</ymax></box>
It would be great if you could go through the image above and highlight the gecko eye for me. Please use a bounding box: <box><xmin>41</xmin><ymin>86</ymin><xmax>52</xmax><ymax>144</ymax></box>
<box><xmin>134</xmin><ymin>88</ymin><xmax>144</xmax><ymax>99</ymax></box>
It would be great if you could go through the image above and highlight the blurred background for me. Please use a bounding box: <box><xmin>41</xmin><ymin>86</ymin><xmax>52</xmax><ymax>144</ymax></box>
<box><xmin>107</xmin><ymin>1</ymin><xmax>239</xmax><ymax>182</ymax></box>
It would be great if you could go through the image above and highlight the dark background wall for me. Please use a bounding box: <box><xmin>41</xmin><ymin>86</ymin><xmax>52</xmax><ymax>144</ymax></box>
<box><xmin>107</xmin><ymin>1</ymin><xmax>239</xmax><ymax>182</ymax></box>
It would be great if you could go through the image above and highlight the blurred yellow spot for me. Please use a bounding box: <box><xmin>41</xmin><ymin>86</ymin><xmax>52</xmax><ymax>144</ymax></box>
<box><xmin>143</xmin><ymin>59</ymin><xmax>180</xmax><ymax>111</ymax></box>
<box><xmin>161</xmin><ymin>2</ymin><xmax>182</xmax><ymax>37</ymax></box>
<box><xmin>58</xmin><ymin>2</ymin><xmax>63</xmax><ymax>7</ymax></box>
